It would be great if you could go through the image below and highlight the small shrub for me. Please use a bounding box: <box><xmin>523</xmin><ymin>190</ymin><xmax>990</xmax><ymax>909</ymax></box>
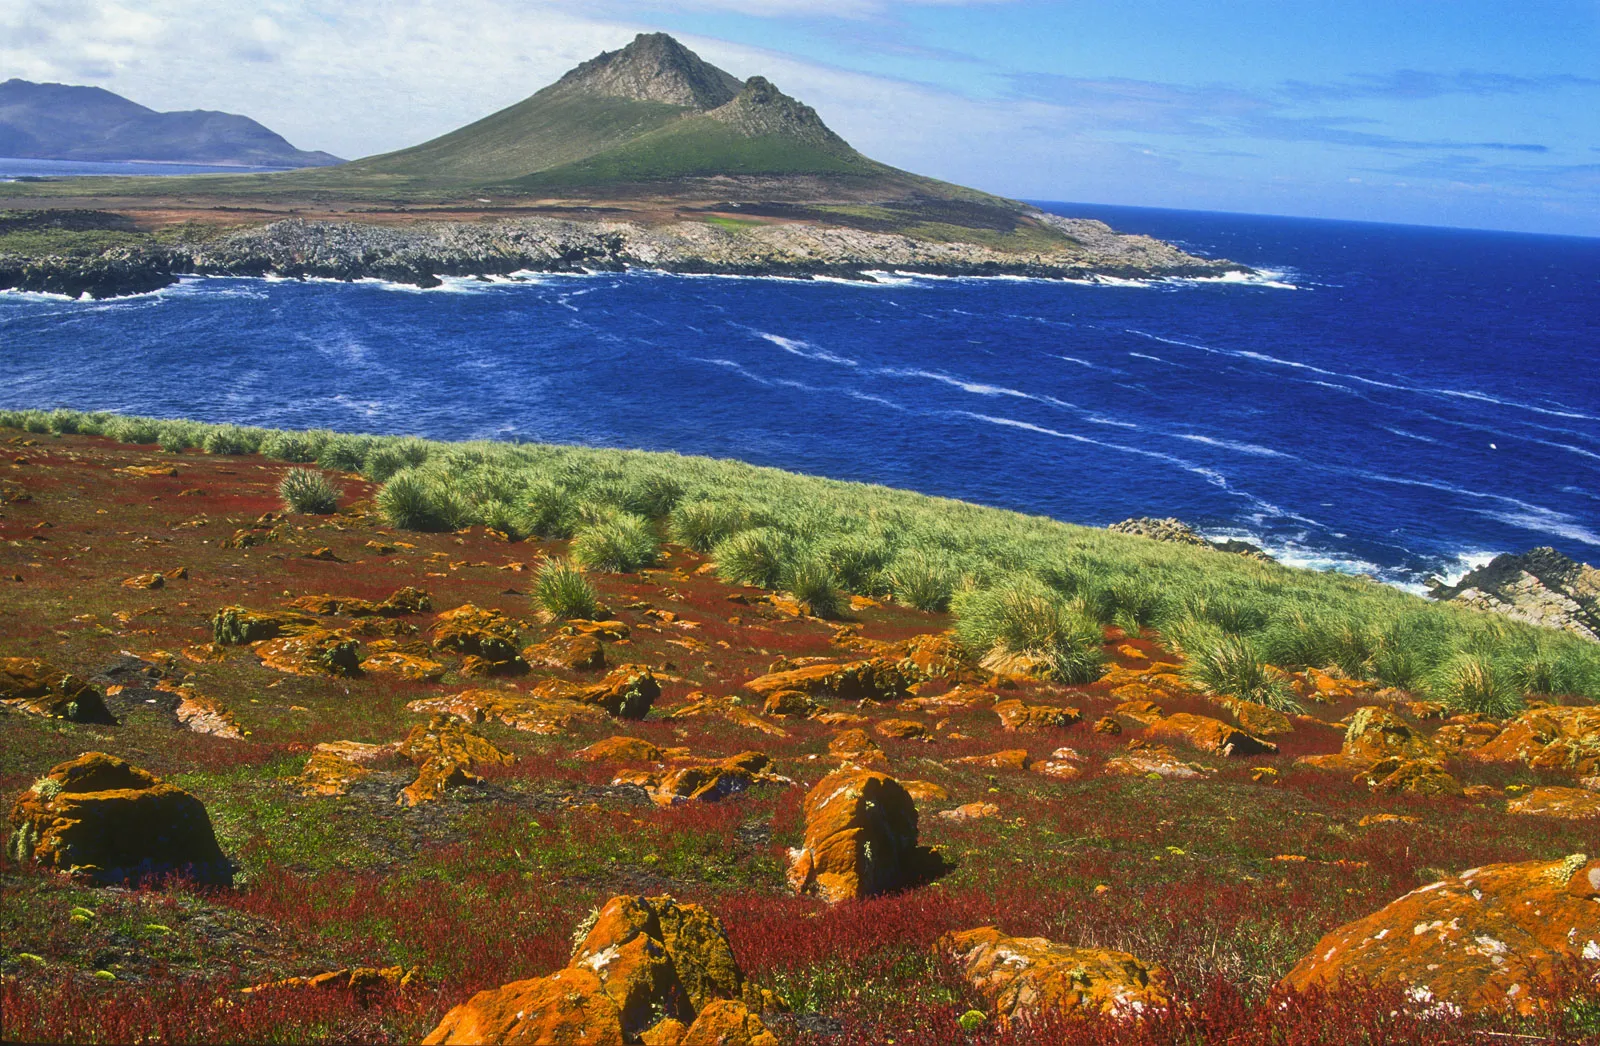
<box><xmin>824</xmin><ymin>535</ymin><xmax>893</xmax><ymax>594</ymax></box>
<box><xmin>1179</xmin><ymin>626</ymin><xmax>1302</xmax><ymax>713</ymax></box>
<box><xmin>533</xmin><ymin>558</ymin><xmax>598</xmax><ymax>621</ymax></box>
<box><xmin>713</xmin><ymin>527</ymin><xmax>791</xmax><ymax>589</ymax></box>
<box><xmin>519</xmin><ymin>482</ymin><xmax>579</xmax><ymax>539</ymax></box>
<box><xmin>622</xmin><ymin>474</ymin><xmax>684</xmax><ymax>519</ymax></box>
<box><xmin>316</xmin><ymin>435</ymin><xmax>371</xmax><ymax>473</ymax></box>
<box><xmin>377</xmin><ymin>469</ymin><xmax>454</xmax><ymax>531</ymax></box>
<box><xmin>954</xmin><ymin>576</ymin><xmax>1105</xmax><ymax>684</ymax></box>
<box><xmin>1434</xmin><ymin>652</ymin><xmax>1523</xmax><ymax>717</ymax></box>
<box><xmin>571</xmin><ymin>512</ymin><xmax>657</xmax><ymax>573</ymax></box>
<box><xmin>20</xmin><ymin>411</ymin><xmax>51</xmax><ymax>434</ymax></box>
<box><xmin>260</xmin><ymin>431</ymin><xmax>325</xmax><ymax>464</ymax></box>
<box><xmin>887</xmin><ymin>550</ymin><xmax>955</xmax><ymax>612</ymax></box>
<box><xmin>362</xmin><ymin>438</ymin><xmax>431</xmax><ymax>482</ymax></box>
<box><xmin>669</xmin><ymin>500</ymin><xmax>747</xmax><ymax>552</ymax></box>
<box><xmin>278</xmin><ymin>469</ymin><xmax>341</xmax><ymax>514</ymax></box>
<box><xmin>783</xmin><ymin>557</ymin><xmax>842</xmax><ymax>618</ymax></box>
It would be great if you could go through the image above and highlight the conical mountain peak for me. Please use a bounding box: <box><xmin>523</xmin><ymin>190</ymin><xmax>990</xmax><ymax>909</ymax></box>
<box><xmin>707</xmin><ymin>76</ymin><xmax>852</xmax><ymax>151</ymax></box>
<box><xmin>557</xmin><ymin>33</ymin><xmax>743</xmax><ymax>110</ymax></box>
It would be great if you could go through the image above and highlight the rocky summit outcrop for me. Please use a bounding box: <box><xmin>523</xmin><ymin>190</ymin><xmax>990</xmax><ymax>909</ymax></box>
<box><xmin>1430</xmin><ymin>547</ymin><xmax>1600</xmax><ymax>643</ymax></box>
<box><xmin>0</xmin><ymin>657</ymin><xmax>115</xmax><ymax>723</ymax></box>
<box><xmin>0</xmin><ymin>211</ymin><xmax>1243</xmax><ymax>300</ymax></box>
<box><xmin>422</xmin><ymin>894</ymin><xmax>776</xmax><ymax>1045</ymax></box>
<box><xmin>7</xmin><ymin>752</ymin><xmax>230</xmax><ymax>885</ymax></box>
<box><xmin>787</xmin><ymin>768</ymin><xmax>930</xmax><ymax>903</ymax></box>
<box><xmin>940</xmin><ymin>927</ymin><xmax>1173</xmax><ymax>1026</ymax></box>
<box><xmin>1281</xmin><ymin>854</ymin><xmax>1600</xmax><ymax>1015</ymax></box>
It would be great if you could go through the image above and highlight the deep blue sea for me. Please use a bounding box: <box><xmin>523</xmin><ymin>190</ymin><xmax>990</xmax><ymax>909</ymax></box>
<box><xmin>0</xmin><ymin>157</ymin><xmax>292</xmax><ymax>179</ymax></box>
<box><xmin>2</xmin><ymin>202</ymin><xmax>1597</xmax><ymax>590</ymax></box>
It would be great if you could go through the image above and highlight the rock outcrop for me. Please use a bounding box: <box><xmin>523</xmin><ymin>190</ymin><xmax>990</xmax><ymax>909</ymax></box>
<box><xmin>1281</xmin><ymin>854</ymin><xmax>1600</xmax><ymax>1015</ymax></box>
<box><xmin>421</xmin><ymin>894</ymin><xmax>776</xmax><ymax>1044</ymax></box>
<box><xmin>787</xmin><ymin>768</ymin><xmax>927</xmax><ymax>903</ymax></box>
<box><xmin>1470</xmin><ymin>705</ymin><xmax>1600</xmax><ymax>775</ymax></box>
<box><xmin>939</xmin><ymin>927</ymin><xmax>1172</xmax><ymax>1025</ymax></box>
<box><xmin>7</xmin><ymin>752</ymin><xmax>231</xmax><ymax>885</ymax></box>
<box><xmin>1106</xmin><ymin>517</ymin><xmax>1272</xmax><ymax>562</ymax></box>
<box><xmin>0</xmin><ymin>657</ymin><xmax>115</xmax><ymax>723</ymax></box>
<box><xmin>1430</xmin><ymin>547</ymin><xmax>1600</xmax><ymax>642</ymax></box>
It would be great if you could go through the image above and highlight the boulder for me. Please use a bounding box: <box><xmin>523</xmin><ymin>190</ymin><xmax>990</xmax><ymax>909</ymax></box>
<box><xmin>1472</xmin><ymin>706</ymin><xmax>1600</xmax><ymax>776</ymax></box>
<box><xmin>579</xmin><ymin>665</ymin><xmax>661</xmax><ymax>720</ymax></box>
<box><xmin>7</xmin><ymin>752</ymin><xmax>230</xmax><ymax>885</ymax></box>
<box><xmin>993</xmin><ymin>699</ymin><xmax>1081</xmax><ymax>732</ymax></box>
<box><xmin>395</xmin><ymin>715</ymin><xmax>515</xmax><ymax>807</ymax></box>
<box><xmin>1432</xmin><ymin>712</ymin><xmax>1504</xmax><ymax>753</ymax></box>
<box><xmin>1145</xmin><ymin>713</ymin><xmax>1276</xmax><ymax>757</ymax></box>
<box><xmin>939</xmin><ymin>927</ymin><xmax>1172</xmax><ymax>1025</ymax></box>
<box><xmin>430</xmin><ymin>603</ymin><xmax>526</xmax><ymax>672</ymax></box>
<box><xmin>743</xmin><ymin>659</ymin><xmax>910</xmax><ymax>702</ymax></box>
<box><xmin>787</xmin><ymin>769</ymin><xmax>926</xmax><ymax>903</ymax></box>
<box><xmin>578</xmin><ymin>736</ymin><xmax>664</xmax><ymax>763</ymax></box>
<box><xmin>422</xmin><ymin>895</ymin><xmax>773</xmax><ymax>1044</ymax></box>
<box><xmin>630</xmin><ymin>753</ymin><xmax>778</xmax><ymax>808</ymax></box>
<box><xmin>407</xmin><ymin>690</ymin><xmax>607</xmax><ymax>735</ymax></box>
<box><xmin>875</xmin><ymin>718</ymin><xmax>930</xmax><ymax>741</ymax></box>
<box><xmin>1111</xmin><ymin>699</ymin><xmax>1164</xmax><ymax>726</ymax></box>
<box><xmin>301</xmin><ymin>741</ymin><xmax>392</xmax><ymax>797</ymax></box>
<box><xmin>938</xmin><ymin>802</ymin><xmax>999</xmax><ymax>822</ymax></box>
<box><xmin>1429</xmin><ymin>546</ymin><xmax>1600</xmax><ymax>642</ymax></box>
<box><xmin>762</xmin><ymin>689</ymin><xmax>819</xmax><ymax>719</ymax></box>
<box><xmin>953</xmin><ymin>749</ymin><xmax>1032</xmax><ymax>771</ymax></box>
<box><xmin>1299</xmin><ymin>706</ymin><xmax>1437</xmax><ymax>773</ymax></box>
<box><xmin>1032</xmin><ymin>746</ymin><xmax>1087</xmax><ymax>781</ymax></box>
<box><xmin>828</xmin><ymin>729</ymin><xmax>881</xmax><ymax>758</ymax></box>
<box><xmin>523</xmin><ymin>633</ymin><xmax>606</xmax><ymax>671</ymax></box>
<box><xmin>1215</xmin><ymin>696</ymin><xmax>1294</xmax><ymax>738</ymax></box>
<box><xmin>1356</xmin><ymin>757</ymin><xmax>1463</xmax><ymax>797</ymax></box>
<box><xmin>1506</xmin><ymin>786</ymin><xmax>1600</xmax><ymax>819</ymax></box>
<box><xmin>1104</xmin><ymin>744</ymin><xmax>1214</xmax><ymax>780</ymax></box>
<box><xmin>0</xmin><ymin>658</ymin><xmax>115</xmax><ymax>723</ymax></box>
<box><xmin>173</xmin><ymin>691</ymin><xmax>244</xmax><ymax>739</ymax></box>
<box><xmin>359</xmin><ymin>651</ymin><xmax>447</xmax><ymax>681</ymax></box>
<box><xmin>256</xmin><ymin>629</ymin><xmax>362</xmax><ymax>677</ymax></box>
<box><xmin>1280</xmin><ymin>854</ymin><xmax>1600</xmax><ymax>1015</ymax></box>
<box><xmin>211</xmin><ymin>606</ymin><xmax>317</xmax><ymax>645</ymax></box>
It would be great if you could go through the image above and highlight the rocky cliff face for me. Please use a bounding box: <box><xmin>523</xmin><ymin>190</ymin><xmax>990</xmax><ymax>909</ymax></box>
<box><xmin>706</xmin><ymin>77</ymin><xmax>852</xmax><ymax>150</ymax></box>
<box><xmin>1430</xmin><ymin>547</ymin><xmax>1600</xmax><ymax>642</ymax></box>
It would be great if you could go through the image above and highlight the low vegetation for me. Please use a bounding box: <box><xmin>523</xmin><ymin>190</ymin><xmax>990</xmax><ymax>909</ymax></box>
<box><xmin>7</xmin><ymin>407</ymin><xmax>1598</xmax><ymax>714</ymax></box>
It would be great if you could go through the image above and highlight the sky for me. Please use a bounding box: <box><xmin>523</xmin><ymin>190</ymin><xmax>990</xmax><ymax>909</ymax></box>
<box><xmin>3</xmin><ymin>0</ymin><xmax>1597</xmax><ymax>235</ymax></box>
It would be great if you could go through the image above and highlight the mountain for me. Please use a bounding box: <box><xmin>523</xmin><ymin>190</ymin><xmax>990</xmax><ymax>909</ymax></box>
<box><xmin>0</xmin><ymin>79</ymin><xmax>343</xmax><ymax>167</ymax></box>
<box><xmin>326</xmin><ymin>33</ymin><xmax>973</xmax><ymax>202</ymax></box>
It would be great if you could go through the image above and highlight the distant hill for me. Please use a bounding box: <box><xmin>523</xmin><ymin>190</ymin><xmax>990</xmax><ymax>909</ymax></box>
<box><xmin>321</xmin><ymin>33</ymin><xmax>988</xmax><ymax>204</ymax></box>
<box><xmin>0</xmin><ymin>79</ymin><xmax>343</xmax><ymax>167</ymax></box>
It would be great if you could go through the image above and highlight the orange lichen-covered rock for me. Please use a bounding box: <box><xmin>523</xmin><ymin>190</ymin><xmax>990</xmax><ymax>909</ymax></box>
<box><xmin>430</xmin><ymin>603</ymin><xmax>525</xmax><ymax>671</ymax></box>
<box><xmin>953</xmin><ymin>749</ymin><xmax>1032</xmax><ymax>771</ymax></box>
<box><xmin>939</xmin><ymin>927</ymin><xmax>1172</xmax><ymax>1025</ymax></box>
<box><xmin>1432</xmin><ymin>712</ymin><xmax>1504</xmax><ymax>753</ymax></box>
<box><xmin>634</xmin><ymin>753</ymin><xmax>777</xmax><ymax>808</ymax></box>
<box><xmin>300</xmin><ymin>741</ymin><xmax>392</xmax><ymax>798</ymax></box>
<box><xmin>523</xmin><ymin>633</ymin><xmax>606</xmax><ymax>671</ymax></box>
<box><xmin>359</xmin><ymin>651</ymin><xmax>447</xmax><ymax>681</ymax></box>
<box><xmin>938</xmin><ymin>801</ymin><xmax>999</xmax><ymax>822</ymax></box>
<box><xmin>1215</xmin><ymin>697</ymin><xmax>1293</xmax><ymax>738</ymax></box>
<box><xmin>1506</xmin><ymin>786</ymin><xmax>1600</xmax><ymax>819</ymax></box>
<box><xmin>1472</xmin><ymin>706</ymin><xmax>1600</xmax><ymax>776</ymax></box>
<box><xmin>1111</xmin><ymin>699</ymin><xmax>1165</xmax><ymax>726</ymax></box>
<box><xmin>395</xmin><ymin>715</ymin><xmax>515</xmax><ymax>807</ymax></box>
<box><xmin>1104</xmin><ymin>744</ymin><xmax>1214</xmax><ymax>780</ymax></box>
<box><xmin>7</xmin><ymin>752</ymin><xmax>231</xmax><ymax>885</ymax></box>
<box><xmin>1146</xmin><ymin>713</ymin><xmax>1276</xmax><ymax>757</ymax></box>
<box><xmin>1300</xmin><ymin>706</ymin><xmax>1438</xmax><ymax>773</ymax></box>
<box><xmin>900</xmin><ymin>779</ymin><xmax>950</xmax><ymax>803</ymax></box>
<box><xmin>122</xmin><ymin>572</ymin><xmax>165</xmax><ymax>590</ymax></box>
<box><xmin>828</xmin><ymin>729</ymin><xmax>881</xmax><ymax>757</ymax></box>
<box><xmin>743</xmin><ymin>659</ymin><xmax>911</xmax><ymax>702</ymax></box>
<box><xmin>173</xmin><ymin>691</ymin><xmax>244</xmax><ymax>739</ymax></box>
<box><xmin>578</xmin><ymin>736</ymin><xmax>664</xmax><ymax>763</ymax></box>
<box><xmin>787</xmin><ymin>769</ymin><xmax>924</xmax><ymax>903</ymax></box>
<box><xmin>993</xmin><ymin>699</ymin><xmax>1081</xmax><ymax>732</ymax></box>
<box><xmin>424</xmin><ymin>894</ymin><xmax>770</xmax><ymax>1044</ymax></box>
<box><xmin>762</xmin><ymin>689</ymin><xmax>819</xmax><ymax>719</ymax></box>
<box><xmin>1357</xmin><ymin>757</ymin><xmax>1463</xmax><ymax>797</ymax></box>
<box><xmin>578</xmin><ymin>665</ymin><xmax>661</xmax><ymax>720</ymax></box>
<box><xmin>407</xmin><ymin>690</ymin><xmax>607</xmax><ymax>735</ymax></box>
<box><xmin>1280</xmin><ymin>854</ymin><xmax>1600</xmax><ymax>1015</ymax></box>
<box><xmin>875</xmin><ymin>718</ymin><xmax>930</xmax><ymax>741</ymax></box>
<box><xmin>256</xmin><ymin>629</ymin><xmax>362</xmax><ymax>677</ymax></box>
<box><xmin>210</xmin><ymin>606</ymin><xmax>318</xmax><ymax>645</ymax></box>
<box><xmin>0</xmin><ymin>658</ymin><xmax>115</xmax><ymax>723</ymax></box>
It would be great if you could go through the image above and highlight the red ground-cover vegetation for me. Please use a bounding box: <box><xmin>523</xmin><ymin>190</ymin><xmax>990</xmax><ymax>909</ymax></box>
<box><xmin>1</xmin><ymin>429</ymin><xmax>1596</xmax><ymax>1043</ymax></box>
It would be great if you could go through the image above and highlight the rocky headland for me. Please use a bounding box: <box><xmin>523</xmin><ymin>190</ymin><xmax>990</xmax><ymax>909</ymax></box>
<box><xmin>1431</xmin><ymin>546</ymin><xmax>1600</xmax><ymax>643</ymax></box>
<box><xmin>0</xmin><ymin>210</ymin><xmax>1243</xmax><ymax>299</ymax></box>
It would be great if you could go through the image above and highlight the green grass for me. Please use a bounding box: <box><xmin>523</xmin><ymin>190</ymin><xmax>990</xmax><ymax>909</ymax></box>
<box><xmin>10</xmin><ymin>407</ymin><xmax>1600</xmax><ymax>707</ymax></box>
<box><xmin>279</xmin><ymin>469</ymin><xmax>341</xmax><ymax>515</ymax></box>
<box><xmin>532</xmin><ymin>558</ymin><xmax>600</xmax><ymax>621</ymax></box>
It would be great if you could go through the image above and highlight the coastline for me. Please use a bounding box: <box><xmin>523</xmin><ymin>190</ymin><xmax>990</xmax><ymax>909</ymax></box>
<box><xmin>0</xmin><ymin>211</ymin><xmax>1247</xmax><ymax>299</ymax></box>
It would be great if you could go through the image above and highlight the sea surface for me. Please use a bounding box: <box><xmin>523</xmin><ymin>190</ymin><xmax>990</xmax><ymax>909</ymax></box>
<box><xmin>2</xmin><ymin>203</ymin><xmax>1597</xmax><ymax>590</ymax></box>
<box><xmin>0</xmin><ymin>157</ymin><xmax>292</xmax><ymax>179</ymax></box>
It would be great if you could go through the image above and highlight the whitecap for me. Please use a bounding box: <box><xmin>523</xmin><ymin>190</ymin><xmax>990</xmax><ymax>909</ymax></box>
<box><xmin>1174</xmin><ymin>434</ymin><xmax>1294</xmax><ymax>458</ymax></box>
<box><xmin>754</xmin><ymin>331</ymin><xmax>858</xmax><ymax>367</ymax></box>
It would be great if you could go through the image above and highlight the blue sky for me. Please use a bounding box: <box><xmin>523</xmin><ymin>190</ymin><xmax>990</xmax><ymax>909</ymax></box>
<box><xmin>5</xmin><ymin>0</ymin><xmax>1596</xmax><ymax>234</ymax></box>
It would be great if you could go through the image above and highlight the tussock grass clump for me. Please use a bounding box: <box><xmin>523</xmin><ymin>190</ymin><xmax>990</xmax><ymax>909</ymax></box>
<box><xmin>362</xmin><ymin>438</ymin><xmax>431</xmax><ymax>482</ymax></box>
<box><xmin>259</xmin><ymin>430</ymin><xmax>327</xmax><ymax>463</ymax></box>
<box><xmin>315</xmin><ymin>435</ymin><xmax>373</xmax><ymax>473</ymax></box>
<box><xmin>887</xmin><ymin>549</ymin><xmax>955</xmax><ymax>612</ymax></box>
<box><xmin>376</xmin><ymin>468</ymin><xmax>456</xmax><ymax>531</ymax></box>
<box><xmin>202</xmin><ymin>424</ymin><xmax>258</xmax><ymax>456</ymax></box>
<box><xmin>519</xmin><ymin>482</ymin><xmax>580</xmax><ymax>539</ymax></box>
<box><xmin>533</xmin><ymin>558</ymin><xmax>599</xmax><ymax>621</ymax></box>
<box><xmin>824</xmin><ymin>535</ymin><xmax>893</xmax><ymax>595</ymax></box>
<box><xmin>954</xmin><ymin>575</ymin><xmax>1106</xmax><ymax>684</ymax></box>
<box><xmin>571</xmin><ymin>512</ymin><xmax>657</xmax><ymax>573</ymax></box>
<box><xmin>47</xmin><ymin>409</ymin><xmax>81</xmax><ymax>434</ymax></box>
<box><xmin>783</xmin><ymin>557</ymin><xmax>842</xmax><ymax>618</ymax></box>
<box><xmin>1177</xmin><ymin>625</ymin><xmax>1302</xmax><ymax>713</ymax></box>
<box><xmin>104</xmin><ymin>417</ymin><xmax>162</xmax><ymax>445</ymax></box>
<box><xmin>669</xmin><ymin>500</ymin><xmax>748</xmax><ymax>553</ymax></box>
<box><xmin>713</xmin><ymin>527</ymin><xmax>791</xmax><ymax>589</ymax></box>
<box><xmin>1435</xmin><ymin>652</ymin><xmax>1523</xmax><ymax>718</ymax></box>
<box><xmin>278</xmin><ymin>469</ymin><xmax>341</xmax><ymax>514</ymax></box>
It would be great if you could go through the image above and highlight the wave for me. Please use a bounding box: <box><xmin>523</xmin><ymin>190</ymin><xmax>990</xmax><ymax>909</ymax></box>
<box><xmin>1473</xmin><ymin>509</ymin><xmax>1600</xmax><ymax>547</ymax></box>
<box><xmin>1127</xmin><ymin>352</ymin><xmax>1181</xmax><ymax>366</ymax></box>
<box><xmin>959</xmin><ymin>411</ymin><xmax>1234</xmax><ymax>490</ymax></box>
<box><xmin>1174</xmin><ymin>433</ymin><xmax>1294</xmax><ymax>458</ymax></box>
<box><xmin>753</xmin><ymin>331</ymin><xmax>859</xmax><ymax>367</ymax></box>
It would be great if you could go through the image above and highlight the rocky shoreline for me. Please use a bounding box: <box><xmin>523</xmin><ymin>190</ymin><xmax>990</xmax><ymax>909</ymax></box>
<box><xmin>0</xmin><ymin>212</ymin><xmax>1245</xmax><ymax>299</ymax></box>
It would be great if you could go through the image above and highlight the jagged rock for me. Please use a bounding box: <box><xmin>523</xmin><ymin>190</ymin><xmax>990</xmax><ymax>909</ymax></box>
<box><xmin>938</xmin><ymin>802</ymin><xmax>998</xmax><ymax>822</ymax></box>
<box><xmin>1356</xmin><ymin>757</ymin><xmax>1463</xmax><ymax>797</ymax></box>
<box><xmin>421</xmin><ymin>893</ymin><xmax>774</xmax><ymax>1044</ymax></box>
<box><xmin>622</xmin><ymin>752</ymin><xmax>779</xmax><ymax>808</ymax></box>
<box><xmin>1280</xmin><ymin>854</ymin><xmax>1600</xmax><ymax>1015</ymax></box>
<box><xmin>1032</xmin><ymin>746</ymin><xmax>1087</xmax><ymax>781</ymax></box>
<box><xmin>359</xmin><ymin>651</ymin><xmax>447</xmax><ymax>681</ymax></box>
<box><xmin>1146</xmin><ymin>713</ymin><xmax>1276</xmax><ymax>757</ymax></box>
<box><xmin>243</xmin><ymin>965</ymin><xmax>420</xmax><ymax>1002</ymax></box>
<box><xmin>940</xmin><ymin>927</ymin><xmax>1172</xmax><ymax>1025</ymax></box>
<box><xmin>743</xmin><ymin>659</ymin><xmax>910</xmax><ymax>702</ymax></box>
<box><xmin>256</xmin><ymin>629</ymin><xmax>362</xmax><ymax>677</ymax></box>
<box><xmin>173</xmin><ymin>691</ymin><xmax>244</xmax><ymax>739</ymax></box>
<box><xmin>1215</xmin><ymin>696</ymin><xmax>1294</xmax><ymax>737</ymax></box>
<box><xmin>762</xmin><ymin>689</ymin><xmax>819</xmax><ymax>718</ymax></box>
<box><xmin>430</xmin><ymin>604</ymin><xmax>526</xmax><ymax>672</ymax></box>
<box><xmin>1430</xmin><ymin>547</ymin><xmax>1600</xmax><ymax>642</ymax></box>
<box><xmin>7</xmin><ymin>752</ymin><xmax>230</xmax><ymax>885</ymax></box>
<box><xmin>286</xmin><ymin>586</ymin><xmax>433</xmax><ymax>618</ymax></box>
<box><xmin>1298</xmin><ymin>706</ymin><xmax>1437</xmax><ymax>774</ymax></box>
<box><xmin>787</xmin><ymin>768</ymin><xmax>926</xmax><ymax>903</ymax></box>
<box><xmin>1471</xmin><ymin>706</ymin><xmax>1600</xmax><ymax>775</ymax></box>
<box><xmin>1432</xmin><ymin>712</ymin><xmax>1505</xmax><ymax>753</ymax></box>
<box><xmin>523</xmin><ymin>633</ymin><xmax>606</xmax><ymax>671</ymax></box>
<box><xmin>992</xmin><ymin>699</ymin><xmax>1081</xmax><ymax>732</ymax></box>
<box><xmin>0</xmin><ymin>657</ymin><xmax>115</xmax><ymax>723</ymax></box>
<box><xmin>1506</xmin><ymin>786</ymin><xmax>1600</xmax><ymax>819</ymax></box>
<box><xmin>1107</xmin><ymin>517</ymin><xmax>1272</xmax><ymax>562</ymax></box>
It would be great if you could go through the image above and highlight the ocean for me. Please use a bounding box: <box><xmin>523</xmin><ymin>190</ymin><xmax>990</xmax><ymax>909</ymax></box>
<box><xmin>2</xmin><ymin>202</ymin><xmax>1596</xmax><ymax>591</ymax></box>
<box><xmin>0</xmin><ymin>157</ymin><xmax>293</xmax><ymax>179</ymax></box>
